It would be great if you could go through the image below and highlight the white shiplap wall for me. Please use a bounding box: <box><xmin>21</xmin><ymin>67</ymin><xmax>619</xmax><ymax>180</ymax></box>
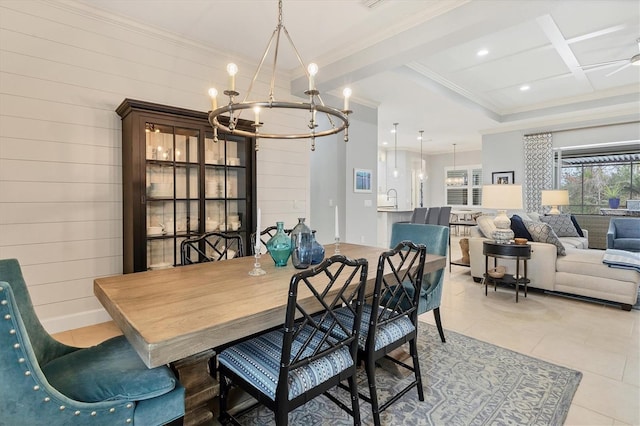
<box><xmin>0</xmin><ymin>0</ymin><xmax>310</xmax><ymax>332</ymax></box>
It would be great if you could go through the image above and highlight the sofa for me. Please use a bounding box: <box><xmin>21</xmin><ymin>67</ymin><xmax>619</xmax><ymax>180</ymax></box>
<box><xmin>607</xmin><ymin>217</ymin><xmax>640</xmax><ymax>252</ymax></box>
<box><xmin>469</xmin><ymin>213</ymin><xmax>639</xmax><ymax>310</ymax></box>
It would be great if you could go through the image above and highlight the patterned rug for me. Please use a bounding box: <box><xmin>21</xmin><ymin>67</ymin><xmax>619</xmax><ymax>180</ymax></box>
<box><xmin>235</xmin><ymin>322</ymin><xmax>582</xmax><ymax>425</ymax></box>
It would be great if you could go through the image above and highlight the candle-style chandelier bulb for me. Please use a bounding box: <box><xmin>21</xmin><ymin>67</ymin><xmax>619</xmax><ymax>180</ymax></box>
<box><xmin>208</xmin><ymin>88</ymin><xmax>218</xmax><ymax>111</ymax></box>
<box><xmin>343</xmin><ymin>87</ymin><xmax>352</xmax><ymax>111</ymax></box>
<box><xmin>307</xmin><ymin>63</ymin><xmax>318</xmax><ymax>91</ymax></box>
<box><xmin>226</xmin><ymin>63</ymin><xmax>238</xmax><ymax>93</ymax></box>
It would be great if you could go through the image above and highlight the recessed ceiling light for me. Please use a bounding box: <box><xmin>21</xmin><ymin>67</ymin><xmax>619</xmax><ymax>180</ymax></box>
<box><xmin>477</xmin><ymin>49</ymin><xmax>489</xmax><ymax>56</ymax></box>
<box><xmin>520</xmin><ymin>85</ymin><xmax>530</xmax><ymax>91</ymax></box>
<box><xmin>382</xmin><ymin>141</ymin><xmax>388</xmax><ymax>145</ymax></box>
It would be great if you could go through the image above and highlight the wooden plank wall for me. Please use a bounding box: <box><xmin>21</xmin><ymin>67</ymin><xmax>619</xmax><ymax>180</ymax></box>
<box><xmin>0</xmin><ymin>0</ymin><xmax>309</xmax><ymax>332</ymax></box>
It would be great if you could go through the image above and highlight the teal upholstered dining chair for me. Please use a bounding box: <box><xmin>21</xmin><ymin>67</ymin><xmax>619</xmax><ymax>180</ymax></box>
<box><xmin>390</xmin><ymin>223</ymin><xmax>449</xmax><ymax>342</ymax></box>
<box><xmin>0</xmin><ymin>258</ymin><xmax>185</xmax><ymax>426</ymax></box>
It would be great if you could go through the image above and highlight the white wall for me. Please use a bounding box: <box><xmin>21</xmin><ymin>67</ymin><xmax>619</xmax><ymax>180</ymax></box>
<box><xmin>482</xmin><ymin>121</ymin><xmax>640</xmax><ymax>184</ymax></box>
<box><xmin>310</xmin><ymin>102</ymin><xmax>377</xmax><ymax>246</ymax></box>
<box><xmin>427</xmin><ymin>149</ymin><xmax>483</xmax><ymax>206</ymax></box>
<box><xmin>343</xmin><ymin>110</ymin><xmax>378</xmax><ymax>245</ymax></box>
<box><xmin>0</xmin><ymin>0</ymin><xmax>359</xmax><ymax>332</ymax></box>
<box><xmin>552</xmin><ymin>122</ymin><xmax>640</xmax><ymax>149</ymax></box>
<box><xmin>378</xmin><ymin>149</ymin><xmax>423</xmax><ymax>211</ymax></box>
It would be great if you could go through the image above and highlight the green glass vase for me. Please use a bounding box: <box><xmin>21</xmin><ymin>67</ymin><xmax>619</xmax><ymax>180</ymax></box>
<box><xmin>266</xmin><ymin>222</ymin><xmax>292</xmax><ymax>267</ymax></box>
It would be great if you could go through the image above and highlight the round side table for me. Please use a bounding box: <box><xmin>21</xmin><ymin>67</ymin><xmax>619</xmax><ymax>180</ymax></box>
<box><xmin>482</xmin><ymin>241</ymin><xmax>531</xmax><ymax>302</ymax></box>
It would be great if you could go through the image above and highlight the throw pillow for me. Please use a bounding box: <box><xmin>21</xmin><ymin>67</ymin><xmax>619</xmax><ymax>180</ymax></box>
<box><xmin>510</xmin><ymin>211</ymin><xmax>532</xmax><ymax>222</ymax></box>
<box><xmin>524</xmin><ymin>220</ymin><xmax>566</xmax><ymax>256</ymax></box>
<box><xmin>540</xmin><ymin>214</ymin><xmax>579</xmax><ymax>237</ymax></box>
<box><xmin>510</xmin><ymin>215</ymin><xmax>533</xmax><ymax>240</ymax></box>
<box><xmin>476</xmin><ymin>215</ymin><xmax>497</xmax><ymax>239</ymax></box>
<box><xmin>527</xmin><ymin>212</ymin><xmax>542</xmax><ymax>222</ymax></box>
<box><xmin>570</xmin><ymin>214</ymin><xmax>585</xmax><ymax>237</ymax></box>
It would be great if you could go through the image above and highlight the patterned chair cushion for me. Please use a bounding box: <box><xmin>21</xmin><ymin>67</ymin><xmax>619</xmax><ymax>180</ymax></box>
<box><xmin>218</xmin><ymin>326</ymin><xmax>353</xmax><ymax>401</ymax></box>
<box><xmin>322</xmin><ymin>304</ymin><xmax>415</xmax><ymax>351</ymax></box>
<box><xmin>540</xmin><ymin>214</ymin><xmax>580</xmax><ymax>237</ymax></box>
<box><xmin>524</xmin><ymin>220</ymin><xmax>566</xmax><ymax>256</ymax></box>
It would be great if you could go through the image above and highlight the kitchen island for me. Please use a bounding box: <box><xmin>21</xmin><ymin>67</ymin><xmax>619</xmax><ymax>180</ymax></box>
<box><xmin>377</xmin><ymin>208</ymin><xmax>414</xmax><ymax>247</ymax></box>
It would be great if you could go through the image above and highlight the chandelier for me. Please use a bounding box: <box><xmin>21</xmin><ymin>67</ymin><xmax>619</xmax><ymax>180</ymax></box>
<box><xmin>207</xmin><ymin>0</ymin><xmax>352</xmax><ymax>151</ymax></box>
<box><xmin>445</xmin><ymin>143</ymin><xmax>465</xmax><ymax>186</ymax></box>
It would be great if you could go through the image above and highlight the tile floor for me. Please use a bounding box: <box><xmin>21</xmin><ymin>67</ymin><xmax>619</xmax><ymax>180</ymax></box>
<box><xmin>53</xmin><ymin>235</ymin><xmax>640</xmax><ymax>425</ymax></box>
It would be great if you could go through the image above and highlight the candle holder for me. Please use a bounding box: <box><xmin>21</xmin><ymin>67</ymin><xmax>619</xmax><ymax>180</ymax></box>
<box><xmin>334</xmin><ymin>237</ymin><xmax>341</xmax><ymax>255</ymax></box>
<box><xmin>248</xmin><ymin>252</ymin><xmax>267</xmax><ymax>276</ymax></box>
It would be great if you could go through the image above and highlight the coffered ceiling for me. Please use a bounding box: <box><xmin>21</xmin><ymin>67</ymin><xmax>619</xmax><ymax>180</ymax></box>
<box><xmin>73</xmin><ymin>0</ymin><xmax>640</xmax><ymax>154</ymax></box>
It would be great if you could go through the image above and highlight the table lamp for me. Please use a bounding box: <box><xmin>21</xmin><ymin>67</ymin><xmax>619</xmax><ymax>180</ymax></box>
<box><xmin>482</xmin><ymin>184</ymin><xmax>523</xmax><ymax>243</ymax></box>
<box><xmin>541</xmin><ymin>190</ymin><xmax>569</xmax><ymax>215</ymax></box>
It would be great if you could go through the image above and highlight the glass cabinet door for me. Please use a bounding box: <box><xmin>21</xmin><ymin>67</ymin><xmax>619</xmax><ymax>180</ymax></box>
<box><xmin>145</xmin><ymin>123</ymin><xmax>200</xmax><ymax>268</ymax></box>
<box><xmin>204</xmin><ymin>132</ymin><xmax>248</xmax><ymax>251</ymax></box>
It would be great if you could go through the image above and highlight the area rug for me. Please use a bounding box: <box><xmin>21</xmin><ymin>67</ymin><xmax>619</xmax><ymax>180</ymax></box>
<box><xmin>235</xmin><ymin>322</ymin><xmax>582</xmax><ymax>425</ymax></box>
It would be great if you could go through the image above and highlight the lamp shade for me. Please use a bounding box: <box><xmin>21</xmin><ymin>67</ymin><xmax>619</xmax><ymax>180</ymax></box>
<box><xmin>482</xmin><ymin>184</ymin><xmax>523</xmax><ymax>210</ymax></box>
<box><xmin>541</xmin><ymin>190</ymin><xmax>569</xmax><ymax>206</ymax></box>
<box><xmin>482</xmin><ymin>184</ymin><xmax>523</xmax><ymax>243</ymax></box>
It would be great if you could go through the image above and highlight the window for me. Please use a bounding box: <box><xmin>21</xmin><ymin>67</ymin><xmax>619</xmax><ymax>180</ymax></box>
<box><xmin>445</xmin><ymin>165</ymin><xmax>482</xmax><ymax>206</ymax></box>
<box><xmin>558</xmin><ymin>150</ymin><xmax>639</xmax><ymax>214</ymax></box>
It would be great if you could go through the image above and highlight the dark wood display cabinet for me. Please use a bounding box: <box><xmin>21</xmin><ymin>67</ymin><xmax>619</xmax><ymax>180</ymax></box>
<box><xmin>117</xmin><ymin>99</ymin><xmax>256</xmax><ymax>273</ymax></box>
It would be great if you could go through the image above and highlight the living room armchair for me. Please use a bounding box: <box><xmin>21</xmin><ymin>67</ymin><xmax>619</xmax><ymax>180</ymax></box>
<box><xmin>607</xmin><ymin>217</ymin><xmax>640</xmax><ymax>252</ymax></box>
<box><xmin>0</xmin><ymin>258</ymin><xmax>185</xmax><ymax>425</ymax></box>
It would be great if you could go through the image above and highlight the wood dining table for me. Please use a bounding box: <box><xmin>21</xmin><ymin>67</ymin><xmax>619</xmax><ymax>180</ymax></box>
<box><xmin>94</xmin><ymin>242</ymin><xmax>446</xmax><ymax>425</ymax></box>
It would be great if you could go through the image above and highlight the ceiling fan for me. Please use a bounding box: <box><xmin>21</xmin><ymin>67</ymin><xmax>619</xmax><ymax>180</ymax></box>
<box><xmin>579</xmin><ymin>38</ymin><xmax>640</xmax><ymax>77</ymax></box>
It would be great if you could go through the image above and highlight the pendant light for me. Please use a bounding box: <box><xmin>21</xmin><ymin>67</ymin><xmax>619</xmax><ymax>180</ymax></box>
<box><xmin>392</xmin><ymin>123</ymin><xmax>399</xmax><ymax>178</ymax></box>
<box><xmin>418</xmin><ymin>130</ymin><xmax>425</xmax><ymax>207</ymax></box>
<box><xmin>418</xmin><ymin>130</ymin><xmax>424</xmax><ymax>181</ymax></box>
<box><xmin>445</xmin><ymin>143</ymin><xmax>464</xmax><ymax>186</ymax></box>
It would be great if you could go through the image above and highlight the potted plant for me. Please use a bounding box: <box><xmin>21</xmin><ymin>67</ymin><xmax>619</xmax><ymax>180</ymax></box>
<box><xmin>604</xmin><ymin>185</ymin><xmax>621</xmax><ymax>209</ymax></box>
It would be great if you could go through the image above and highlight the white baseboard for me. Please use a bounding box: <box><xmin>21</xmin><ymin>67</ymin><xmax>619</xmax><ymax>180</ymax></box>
<box><xmin>42</xmin><ymin>308</ymin><xmax>114</xmax><ymax>334</ymax></box>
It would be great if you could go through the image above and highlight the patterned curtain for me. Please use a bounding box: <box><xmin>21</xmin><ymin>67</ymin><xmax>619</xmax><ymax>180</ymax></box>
<box><xmin>523</xmin><ymin>133</ymin><xmax>553</xmax><ymax>213</ymax></box>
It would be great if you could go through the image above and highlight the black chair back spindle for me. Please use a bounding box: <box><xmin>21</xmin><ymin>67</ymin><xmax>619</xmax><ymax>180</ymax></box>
<box><xmin>180</xmin><ymin>231</ymin><xmax>244</xmax><ymax>265</ymax></box>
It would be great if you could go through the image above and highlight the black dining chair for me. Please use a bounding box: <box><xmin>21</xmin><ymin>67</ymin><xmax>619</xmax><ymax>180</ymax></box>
<box><xmin>322</xmin><ymin>241</ymin><xmax>427</xmax><ymax>426</ymax></box>
<box><xmin>180</xmin><ymin>231</ymin><xmax>244</xmax><ymax>265</ymax></box>
<box><xmin>217</xmin><ymin>255</ymin><xmax>369</xmax><ymax>426</ymax></box>
<box><xmin>425</xmin><ymin>207</ymin><xmax>441</xmax><ymax>224</ymax></box>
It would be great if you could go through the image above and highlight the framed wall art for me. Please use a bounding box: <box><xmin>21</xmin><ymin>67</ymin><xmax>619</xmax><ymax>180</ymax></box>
<box><xmin>353</xmin><ymin>168</ymin><xmax>372</xmax><ymax>193</ymax></box>
<box><xmin>492</xmin><ymin>171</ymin><xmax>514</xmax><ymax>185</ymax></box>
